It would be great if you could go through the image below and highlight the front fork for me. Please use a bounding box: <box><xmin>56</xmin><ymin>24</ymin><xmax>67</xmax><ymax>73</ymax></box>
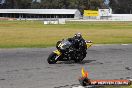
<box><xmin>53</xmin><ymin>50</ymin><xmax>62</xmax><ymax>61</ymax></box>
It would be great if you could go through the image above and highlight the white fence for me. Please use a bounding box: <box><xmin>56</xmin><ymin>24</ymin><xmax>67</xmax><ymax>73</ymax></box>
<box><xmin>111</xmin><ymin>14</ymin><xmax>132</xmax><ymax>21</ymax></box>
<box><xmin>83</xmin><ymin>14</ymin><xmax>132</xmax><ymax>21</ymax></box>
<box><xmin>43</xmin><ymin>19</ymin><xmax>66</xmax><ymax>24</ymax></box>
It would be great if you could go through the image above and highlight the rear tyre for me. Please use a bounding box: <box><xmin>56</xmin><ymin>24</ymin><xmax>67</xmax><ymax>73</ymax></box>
<box><xmin>47</xmin><ymin>52</ymin><xmax>59</xmax><ymax>64</ymax></box>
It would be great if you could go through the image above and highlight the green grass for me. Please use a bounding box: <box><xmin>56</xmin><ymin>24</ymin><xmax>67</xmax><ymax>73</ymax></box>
<box><xmin>0</xmin><ymin>20</ymin><xmax>132</xmax><ymax>48</ymax></box>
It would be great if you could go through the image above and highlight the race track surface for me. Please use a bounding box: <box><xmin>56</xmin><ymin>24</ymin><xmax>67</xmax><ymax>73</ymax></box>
<box><xmin>0</xmin><ymin>45</ymin><xmax>132</xmax><ymax>88</ymax></box>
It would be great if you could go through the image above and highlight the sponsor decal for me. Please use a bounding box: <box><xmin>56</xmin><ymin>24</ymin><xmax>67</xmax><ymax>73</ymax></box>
<box><xmin>84</xmin><ymin>10</ymin><xmax>99</xmax><ymax>16</ymax></box>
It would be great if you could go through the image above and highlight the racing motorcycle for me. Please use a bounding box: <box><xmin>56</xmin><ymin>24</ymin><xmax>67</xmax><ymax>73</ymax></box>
<box><xmin>47</xmin><ymin>39</ymin><xmax>93</xmax><ymax>64</ymax></box>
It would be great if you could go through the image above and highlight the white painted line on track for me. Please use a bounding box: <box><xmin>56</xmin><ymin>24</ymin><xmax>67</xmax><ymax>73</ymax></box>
<box><xmin>93</xmin><ymin>44</ymin><xmax>130</xmax><ymax>47</ymax></box>
<box><xmin>122</xmin><ymin>44</ymin><xmax>129</xmax><ymax>45</ymax></box>
<box><xmin>72</xmin><ymin>86</ymin><xmax>94</xmax><ymax>88</ymax></box>
<box><xmin>72</xmin><ymin>86</ymin><xmax>84</xmax><ymax>88</ymax></box>
<box><xmin>129</xmin><ymin>79</ymin><xmax>132</xmax><ymax>81</ymax></box>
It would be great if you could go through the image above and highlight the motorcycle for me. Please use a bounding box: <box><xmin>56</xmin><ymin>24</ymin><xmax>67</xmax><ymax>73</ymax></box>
<box><xmin>47</xmin><ymin>39</ymin><xmax>93</xmax><ymax>64</ymax></box>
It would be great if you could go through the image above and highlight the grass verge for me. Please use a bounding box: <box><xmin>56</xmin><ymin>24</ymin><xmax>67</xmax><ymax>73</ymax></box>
<box><xmin>0</xmin><ymin>20</ymin><xmax>132</xmax><ymax>48</ymax></box>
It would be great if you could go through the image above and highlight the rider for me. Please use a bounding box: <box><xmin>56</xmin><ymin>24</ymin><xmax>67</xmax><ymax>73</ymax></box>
<box><xmin>68</xmin><ymin>33</ymin><xmax>87</xmax><ymax>55</ymax></box>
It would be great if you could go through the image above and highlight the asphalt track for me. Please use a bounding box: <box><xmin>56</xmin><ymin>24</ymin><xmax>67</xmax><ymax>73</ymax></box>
<box><xmin>0</xmin><ymin>45</ymin><xmax>132</xmax><ymax>88</ymax></box>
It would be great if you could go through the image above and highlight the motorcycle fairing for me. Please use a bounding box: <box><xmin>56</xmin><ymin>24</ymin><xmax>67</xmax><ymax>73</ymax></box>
<box><xmin>86</xmin><ymin>43</ymin><xmax>93</xmax><ymax>48</ymax></box>
<box><xmin>53</xmin><ymin>50</ymin><xmax>61</xmax><ymax>56</ymax></box>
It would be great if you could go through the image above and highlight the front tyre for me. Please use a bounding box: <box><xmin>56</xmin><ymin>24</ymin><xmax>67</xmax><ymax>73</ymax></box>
<box><xmin>47</xmin><ymin>52</ymin><xmax>59</xmax><ymax>64</ymax></box>
<box><xmin>74</xmin><ymin>52</ymin><xmax>86</xmax><ymax>63</ymax></box>
<box><xmin>74</xmin><ymin>57</ymin><xmax>83</xmax><ymax>63</ymax></box>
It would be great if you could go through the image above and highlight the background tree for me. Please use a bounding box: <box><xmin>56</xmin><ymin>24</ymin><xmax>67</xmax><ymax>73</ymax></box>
<box><xmin>1</xmin><ymin>0</ymin><xmax>132</xmax><ymax>14</ymax></box>
<box><xmin>5</xmin><ymin>0</ymin><xmax>17</xmax><ymax>8</ymax></box>
<box><xmin>109</xmin><ymin>0</ymin><xmax>132</xmax><ymax>14</ymax></box>
<box><xmin>18</xmin><ymin>0</ymin><xmax>32</xmax><ymax>9</ymax></box>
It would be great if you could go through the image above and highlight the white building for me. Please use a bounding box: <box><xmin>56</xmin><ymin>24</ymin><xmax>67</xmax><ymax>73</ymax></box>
<box><xmin>0</xmin><ymin>9</ymin><xmax>81</xmax><ymax>19</ymax></box>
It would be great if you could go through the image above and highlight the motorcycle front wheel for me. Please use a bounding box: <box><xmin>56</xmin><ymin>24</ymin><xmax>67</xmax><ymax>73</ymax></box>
<box><xmin>74</xmin><ymin>53</ymin><xmax>86</xmax><ymax>63</ymax></box>
<box><xmin>74</xmin><ymin>57</ymin><xmax>84</xmax><ymax>63</ymax></box>
<box><xmin>47</xmin><ymin>52</ymin><xmax>59</xmax><ymax>64</ymax></box>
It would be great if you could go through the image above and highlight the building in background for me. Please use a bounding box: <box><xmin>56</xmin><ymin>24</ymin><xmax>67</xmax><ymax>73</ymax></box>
<box><xmin>0</xmin><ymin>9</ymin><xmax>81</xmax><ymax>20</ymax></box>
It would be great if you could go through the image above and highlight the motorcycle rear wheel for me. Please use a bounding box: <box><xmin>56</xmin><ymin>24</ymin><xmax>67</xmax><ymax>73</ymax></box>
<box><xmin>47</xmin><ymin>52</ymin><xmax>59</xmax><ymax>64</ymax></box>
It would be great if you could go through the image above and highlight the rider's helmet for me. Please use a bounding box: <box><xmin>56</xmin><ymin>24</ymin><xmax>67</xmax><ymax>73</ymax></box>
<box><xmin>74</xmin><ymin>33</ymin><xmax>82</xmax><ymax>39</ymax></box>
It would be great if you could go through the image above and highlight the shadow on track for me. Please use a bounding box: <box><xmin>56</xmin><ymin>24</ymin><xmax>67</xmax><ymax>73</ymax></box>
<box><xmin>56</xmin><ymin>60</ymin><xmax>96</xmax><ymax>64</ymax></box>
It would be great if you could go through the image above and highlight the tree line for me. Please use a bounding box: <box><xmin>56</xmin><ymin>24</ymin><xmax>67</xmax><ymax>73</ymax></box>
<box><xmin>0</xmin><ymin>0</ymin><xmax>132</xmax><ymax>14</ymax></box>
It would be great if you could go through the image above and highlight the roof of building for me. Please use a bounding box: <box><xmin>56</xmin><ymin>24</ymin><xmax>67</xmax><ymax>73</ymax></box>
<box><xmin>0</xmin><ymin>9</ymin><xmax>80</xmax><ymax>14</ymax></box>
